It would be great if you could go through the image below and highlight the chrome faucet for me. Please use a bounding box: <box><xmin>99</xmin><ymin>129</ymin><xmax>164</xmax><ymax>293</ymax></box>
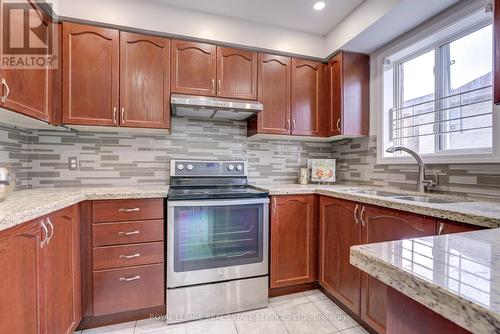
<box><xmin>386</xmin><ymin>146</ymin><xmax>438</xmax><ymax>193</ymax></box>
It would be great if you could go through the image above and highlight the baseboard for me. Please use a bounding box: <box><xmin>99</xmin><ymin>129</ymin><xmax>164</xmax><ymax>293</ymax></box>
<box><xmin>76</xmin><ymin>305</ymin><xmax>166</xmax><ymax>330</ymax></box>
<box><xmin>268</xmin><ymin>282</ymin><xmax>319</xmax><ymax>298</ymax></box>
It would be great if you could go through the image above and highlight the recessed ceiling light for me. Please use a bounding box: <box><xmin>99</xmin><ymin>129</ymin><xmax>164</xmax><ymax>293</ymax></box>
<box><xmin>313</xmin><ymin>1</ymin><xmax>325</xmax><ymax>10</ymax></box>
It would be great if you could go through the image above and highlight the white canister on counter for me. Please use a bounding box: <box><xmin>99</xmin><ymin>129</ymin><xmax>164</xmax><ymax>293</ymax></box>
<box><xmin>298</xmin><ymin>168</ymin><xmax>309</xmax><ymax>185</ymax></box>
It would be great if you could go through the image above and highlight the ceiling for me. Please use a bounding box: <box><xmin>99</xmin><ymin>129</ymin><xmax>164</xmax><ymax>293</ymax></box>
<box><xmin>145</xmin><ymin>0</ymin><xmax>365</xmax><ymax>35</ymax></box>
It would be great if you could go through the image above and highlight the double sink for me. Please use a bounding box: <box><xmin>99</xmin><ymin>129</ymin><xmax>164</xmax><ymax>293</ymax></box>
<box><xmin>345</xmin><ymin>189</ymin><xmax>472</xmax><ymax>204</ymax></box>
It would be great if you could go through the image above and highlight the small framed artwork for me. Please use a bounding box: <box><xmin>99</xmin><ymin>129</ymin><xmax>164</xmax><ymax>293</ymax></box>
<box><xmin>309</xmin><ymin>159</ymin><xmax>336</xmax><ymax>183</ymax></box>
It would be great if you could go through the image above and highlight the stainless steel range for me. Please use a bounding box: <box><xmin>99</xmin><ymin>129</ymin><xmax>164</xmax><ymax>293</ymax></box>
<box><xmin>166</xmin><ymin>160</ymin><xmax>269</xmax><ymax>323</ymax></box>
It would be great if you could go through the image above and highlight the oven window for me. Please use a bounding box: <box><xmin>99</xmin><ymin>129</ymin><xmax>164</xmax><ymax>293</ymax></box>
<box><xmin>173</xmin><ymin>203</ymin><xmax>263</xmax><ymax>272</ymax></box>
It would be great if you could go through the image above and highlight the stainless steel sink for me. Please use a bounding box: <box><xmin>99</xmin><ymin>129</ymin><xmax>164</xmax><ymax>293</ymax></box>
<box><xmin>347</xmin><ymin>189</ymin><xmax>402</xmax><ymax>197</ymax></box>
<box><xmin>392</xmin><ymin>195</ymin><xmax>470</xmax><ymax>204</ymax></box>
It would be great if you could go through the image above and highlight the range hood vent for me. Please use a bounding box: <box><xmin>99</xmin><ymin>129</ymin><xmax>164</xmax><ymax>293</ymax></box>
<box><xmin>171</xmin><ymin>94</ymin><xmax>263</xmax><ymax>121</ymax></box>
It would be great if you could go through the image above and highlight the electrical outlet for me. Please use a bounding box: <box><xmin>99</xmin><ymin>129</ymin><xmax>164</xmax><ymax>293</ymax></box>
<box><xmin>68</xmin><ymin>156</ymin><xmax>79</xmax><ymax>171</ymax></box>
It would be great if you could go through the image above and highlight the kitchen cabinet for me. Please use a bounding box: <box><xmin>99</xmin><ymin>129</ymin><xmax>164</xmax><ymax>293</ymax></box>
<box><xmin>326</xmin><ymin>51</ymin><xmax>369</xmax><ymax>137</ymax></box>
<box><xmin>291</xmin><ymin>59</ymin><xmax>326</xmax><ymax>136</ymax></box>
<box><xmin>270</xmin><ymin>195</ymin><xmax>318</xmax><ymax>289</ymax></box>
<box><xmin>436</xmin><ymin>220</ymin><xmax>485</xmax><ymax>235</ymax></box>
<box><xmin>119</xmin><ymin>32</ymin><xmax>170</xmax><ymax>129</ymax></box>
<box><xmin>216</xmin><ymin>47</ymin><xmax>257</xmax><ymax>100</ymax></box>
<box><xmin>0</xmin><ymin>205</ymin><xmax>80</xmax><ymax>334</ymax></box>
<box><xmin>0</xmin><ymin>0</ymin><xmax>54</xmax><ymax>123</ymax></box>
<box><xmin>360</xmin><ymin>205</ymin><xmax>436</xmax><ymax>334</ymax></box>
<box><xmin>248</xmin><ymin>54</ymin><xmax>291</xmax><ymax>135</ymax></box>
<box><xmin>171</xmin><ymin>40</ymin><xmax>217</xmax><ymax>96</ymax></box>
<box><xmin>318</xmin><ymin>197</ymin><xmax>362</xmax><ymax>314</ymax></box>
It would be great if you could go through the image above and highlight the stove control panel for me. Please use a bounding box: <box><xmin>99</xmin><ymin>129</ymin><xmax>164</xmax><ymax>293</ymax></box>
<box><xmin>171</xmin><ymin>160</ymin><xmax>247</xmax><ymax>177</ymax></box>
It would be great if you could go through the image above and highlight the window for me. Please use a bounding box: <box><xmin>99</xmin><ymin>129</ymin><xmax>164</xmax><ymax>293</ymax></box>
<box><xmin>378</xmin><ymin>3</ymin><xmax>499</xmax><ymax>164</ymax></box>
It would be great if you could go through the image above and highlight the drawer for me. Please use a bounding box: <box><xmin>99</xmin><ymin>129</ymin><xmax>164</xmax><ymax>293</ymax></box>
<box><xmin>93</xmin><ymin>263</ymin><xmax>164</xmax><ymax>316</ymax></box>
<box><xmin>93</xmin><ymin>242</ymin><xmax>164</xmax><ymax>270</ymax></box>
<box><xmin>92</xmin><ymin>220</ymin><xmax>164</xmax><ymax>246</ymax></box>
<box><xmin>92</xmin><ymin>199</ymin><xmax>164</xmax><ymax>223</ymax></box>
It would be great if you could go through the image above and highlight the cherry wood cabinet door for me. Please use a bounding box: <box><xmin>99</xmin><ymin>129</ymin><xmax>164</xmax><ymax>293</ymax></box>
<box><xmin>270</xmin><ymin>195</ymin><xmax>318</xmax><ymax>288</ymax></box>
<box><xmin>360</xmin><ymin>205</ymin><xmax>435</xmax><ymax>334</ymax></box>
<box><xmin>436</xmin><ymin>220</ymin><xmax>485</xmax><ymax>235</ymax></box>
<box><xmin>291</xmin><ymin>59</ymin><xmax>325</xmax><ymax>136</ymax></box>
<box><xmin>62</xmin><ymin>23</ymin><xmax>119</xmax><ymax>126</ymax></box>
<box><xmin>254</xmin><ymin>54</ymin><xmax>291</xmax><ymax>134</ymax></box>
<box><xmin>327</xmin><ymin>53</ymin><xmax>342</xmax><ymax>136</ymax></box>
<box><xmin>216</xmin><ymin>47</ymin><xmax>257</xmax><ymax>100</ymax></box>
<box><xmin>170</xmin><ymin>40</ymin><xmax>216</xmax><ymax>96</ymax></box>
<box><xmin>319</xmin><ymin>196</ymin><xmax>362</xmax><ymax>314</ymax></box>
<box><xmin>43</xmin><ymin>206</ymin><xmax>81</xmax><ymax>334</ymax></box>
<box><xmin>0</xmin><ymin>0</ymin><xmax>52</xmax><ymax>122</ymax></box>
<box><xmin>119</xmin><ymin>32</ymin><xmax>170</xmax><ymax>129</ymax></box>
<box><xmin>0</xmin><ymin>221</ymin><xmax>42</xmax><ymax>334</ymax></box>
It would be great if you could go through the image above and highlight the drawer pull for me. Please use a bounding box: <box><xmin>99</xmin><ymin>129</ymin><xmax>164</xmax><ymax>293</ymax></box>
<box><xmin>119</xmin><ymin>275</ymin><xmax>141</xmax><ymax>282</ymax></box>
<box><xmin>118</xmin><ymin>230</ymin><xmax>140</xmax><ymax>236</ymax></box>
<box><xmin>118</xmin><ymin>207</ymin><xmax>140</xmax><ymax>213</ymax></box>
<box><xmin>119</xmin><ymin>253</ymin><xmax>141</xmax><ymax>259</ymax></box>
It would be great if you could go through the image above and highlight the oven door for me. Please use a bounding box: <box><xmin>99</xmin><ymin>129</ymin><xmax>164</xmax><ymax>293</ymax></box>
<box><xmin>167</xmin><ymin>198</ymin><xmax>269</xmax><ymax>288</ymax></box>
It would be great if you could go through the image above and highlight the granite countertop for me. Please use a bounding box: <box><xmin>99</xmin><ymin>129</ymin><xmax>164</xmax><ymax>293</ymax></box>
<box><xmin>0</xmin><ymin>186</ymin><xmax>169</xmax><ymax>232</ymax></box>
<box><xmin>350</xmin><ymin>229</ymin><xmax>500</xmax><ymax>333</ymax></box>
<box><xmin>253</xmin><ymin>184</ymin><xmax>500</xmax><ymax>228</ymax></box>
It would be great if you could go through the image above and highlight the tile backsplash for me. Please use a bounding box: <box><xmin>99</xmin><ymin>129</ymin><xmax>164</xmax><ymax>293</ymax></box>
<box><xmin>0</xmin><ymin>124</ymin><xmax>30</xmax><ymax>189</ymax></box>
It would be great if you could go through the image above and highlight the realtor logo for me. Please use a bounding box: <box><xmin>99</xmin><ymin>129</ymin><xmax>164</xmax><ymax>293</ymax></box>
<box><xmin>1</xmin><ymin>0</ymin><xmax>58</xmax><ymax>69</ymax></box>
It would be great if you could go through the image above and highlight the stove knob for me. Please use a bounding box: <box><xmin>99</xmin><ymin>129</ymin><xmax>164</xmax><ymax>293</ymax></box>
<box><xmin>228</xmin><ymin>164</ymin><xmax>235</xmax><ymax>171</ymax></box>
<box><xmin>177</xmin><ymin>164</ymin><xmax>184</xmax><ymax>171</ymax></box>
<box><xmin>236</xmin><ymin>165</ymin><xmax>243</xmax><ymax>171</ymax></box>
<box><xmin>187</xmin><ymin>164</ymin><xmax>194</xmax><ymax>171</ymax></box>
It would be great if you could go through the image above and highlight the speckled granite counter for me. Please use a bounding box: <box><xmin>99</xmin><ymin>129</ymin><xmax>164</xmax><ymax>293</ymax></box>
<box><xmin>350</xmin><ymin>229</ymin><xmax>500</xmax><ymax>333</ymax></box>
<box><xmin>253</xmin><ymin>184</ymin><xmax>500</xmax><ymax>228</ymax></box>
<box><xmin>0</xmin><ymin>186</ymin><xmax>169</xmax><ymax>232</ymax></box>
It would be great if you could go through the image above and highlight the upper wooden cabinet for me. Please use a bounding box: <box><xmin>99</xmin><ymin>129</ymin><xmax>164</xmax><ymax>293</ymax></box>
<box><xmin>291</xmin><ymin>59</ymin><xmax>326</xmax><ymax>136</ymax></box>
<box><xmin>171</xmin><ymin>41</ymin><xmax>216</xmax><ymax>96</ymax></box>
<box><xmin>0</xmin><ymin>0</ymin><xmax>54</xmax><ymax>123</ymax></box>
<box><xmin>62</xmin><ymin>23</ymin><xmax>119</xmax><ymax>126</ymax></box>
<box><xmin>216</xmin><ymin>47</ymin><xmax>257</xmax><ymax>100</ymax></box>
<box><xmin>319</xmin><ymin>196</ymin><xmax>362</xmax><ymax>315</ymax></box>
<box><xmin>119</xmin><ymin>32</ymin><xmax>170</xmax><ymax>129</ymax></box>
<box><xmin>270</xmin><ymin>195</ymin><xmax>318</xmax><ymax>289</ymax></box>
<box><xmin>327</xmin><ymin>51</ymin><xmax>369</xmax><ymax>137</ymax></box>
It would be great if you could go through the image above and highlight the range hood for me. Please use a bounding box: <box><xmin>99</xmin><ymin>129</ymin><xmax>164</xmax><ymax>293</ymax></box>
<box><xmin>171</xmin><ymin>94</ymin><xmax>263</xmax><ymax>121</ymax></box>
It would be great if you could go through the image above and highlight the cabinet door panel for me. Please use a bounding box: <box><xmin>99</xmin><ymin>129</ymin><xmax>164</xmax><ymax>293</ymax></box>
<box><xmin>319</xmin><ymin>196</ymin><xmax>361</xmax><ymax>314</ymax></box>
<box><xmin>270</xmin><ymin>195</ymin><xmax>318</xmax><ymax>288</ymax></box>
<box><xmin>255</xmin><ymin>53</ymin><xmax>291</xmax><ymax>135</ymax></box>
<box><xmin>0</xmin><ymin>222</ymin><xmax>42</xmax><ymax>334</ymax></box>
<box><xmin>62</xmin><ymin>23</ymin><xmax>119</xmax><ymax>126</ymax></box>
<box><xmin>0</xmin><ymin>0</ymin><xmax>52</xmax><ymax>122</ymax></box>
<box><xmin>217</xmin><ymin>47</ymin><xmax>257</xmax><ymax>100</ymax></box>
<box><xmin>360</xmin><ymin>206</ymin><xmax>435</xmax><ymax>334</ymax></box>
<box><xmin>291</xmin><ymin>59</ymin><xmax>324</xmax><ymax>136</ymax></box>
<box><xmin>171</xmin><ymin>40</ymin><xmax>216</xmax><ymax>96</ymax></box>
<box><xmin>327</xmin><ymin>53</ymin><xmax>342</xmax><ymax>136</ymax></box>
<box><xmin>120</xmin><ymin>32</ymin><xmax>170</xmax><ymax>129</ymax></box>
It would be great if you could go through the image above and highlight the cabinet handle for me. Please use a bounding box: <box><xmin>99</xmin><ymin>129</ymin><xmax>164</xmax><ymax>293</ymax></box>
<box><xmin>1</xmin><ymin>78</ymin><xmax>9</xmax><ymax>103</ymax></box>
<box><xmin>118</xmin><ymin>230</ymin><xmax>140</xmax><ymax>236</ymax></box>
<box><xmin>46</xmin><ymin>218</ymin><xmax>54</xmax><ymax>245</ymax></box>
<box><xmin>121</xmin><ymin>107</ymin><xmax>125</xmax><ymax>122</ymax></box>
<box><xmin>336</xmin><ymin>118</ymin><xmax>341</xmax><ymax>133</ymax></box>
<box><xmin>287</xmin><ymin>119</ymin><xmax>291</xmax><ymax>131</ymax></box>
<box><xmin>211</xmin><ymin>78</ymin><xmax>216</xmax><ymax>95</ymax></box>
<box><xmin>119</xmin><ymin>275</ymin><xmax>140</xmax><ymax>282</ymax></box>
<box><xmin>272</xmin><ymin>197</ymin><xmax>277</xmax><ymax>215</ymax></box>
<box><xmin>119</xmin><ymin>253</ymin><xmax>141</xmax><ymax>259</ymax></box>
<box><xmin>113</xmin><ymin>107</ymin><xmax>117</xmax><ymax>124</ymax></box>
<box><xmin>359</xmin><ymin>206</ymin><xmax>366</xmax><ymax>226</ymax></box>
<box><xmin>353</xmin><ymin>204</ymin><xmax>360</xmax><ymax>224</ymax></box>
<box><xmin>291</xmin><ymin>119</ymin><xmax>296</xmax><ymax>132</ymax></box>
<box><xmin>40</xmin><ymin>221</ymin><xmax>49</xmax><ymax>248</ymax></box>
<box><xmin>118</xmin><ymin>207</ymin><xmax>140</xmax><ymax>213</ymax></box>
<box><xmin>438</xmin><ymin>222</ymin><xmax>445</xmax><ymax>235</ymax></box>
<box><xmin>217</xmin><ymin>79</ymin><xmax>221</xmax><ymax>95</ymax></box>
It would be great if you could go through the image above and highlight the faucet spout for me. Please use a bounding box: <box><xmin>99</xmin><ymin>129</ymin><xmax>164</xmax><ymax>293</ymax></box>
<box><xmin>386</xmin><ymin>146</ymin><xmax>427</xmax><ymax>193</ymax></box>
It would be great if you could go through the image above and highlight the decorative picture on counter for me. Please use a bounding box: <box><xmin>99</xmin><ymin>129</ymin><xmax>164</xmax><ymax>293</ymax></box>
<box><xmin>309</xmin><ymin>159</ymin><xmax>336</xmax><ymax>183</ymax></box>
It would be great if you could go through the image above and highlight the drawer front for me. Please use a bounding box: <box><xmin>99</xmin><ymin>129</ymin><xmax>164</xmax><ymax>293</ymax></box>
<box><xmin>92</xmin><ymin>220</ymin><xmax>164</xmax><ymax>246</ymax></box>
<box><xmin>92</xmin><ymin>199</ymin><xmax>164</xmax><ymax>223</ymax></box>
<box><xmin>93</xmin><ymin>263</ymin><xmax>164</xmax><ymax>316</ymax></box>
<box><xmin>93</xmin><ymin>242</ymin><xmax>164</xmax><ymax>270</ymax></box>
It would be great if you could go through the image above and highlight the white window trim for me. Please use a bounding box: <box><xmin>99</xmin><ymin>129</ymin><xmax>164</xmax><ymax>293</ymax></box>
<box><xmin>375</xmin><ymin>0</ymin><xmax>500</xmax><ymax>165</ymax></box>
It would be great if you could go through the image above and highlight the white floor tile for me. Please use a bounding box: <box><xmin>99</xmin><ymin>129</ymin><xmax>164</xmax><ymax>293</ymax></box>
<box><xmin>269</xmin><ymin>292</ymin><xmax>310</xmax><ymax>309</ymax></box>
<box><xmin>303</xmin><ymin>290</ymin><xmax>328</xmax><ymax>303</ymax></box>
<box><xmin>185</xmin><ymin>317</ymin><xmax>237</xmax><ymax>334</ymax></box>
<box><xmin>275</xmin><ymin>302</ymin><xmax>339</xmax><ymax>334</ymax></box>
<box><xmin>233</xmin><ymin>307</ymin><xmax>288</xmax><ymax>334</ymax></box>
<box><xmin>82</xmin><ymin>321</ymin><xmax>136</xmax><ymax>334</ymax></box>
<box><xmin>339</xmin><ymin>326</ymin><xmax>369</xmax><ymax>334</ymax></box>
<box><xmin>134</xmin><ymin>318</ymin><xmax>186</xmax><ymax>334</ymax></box>
<box><xmin>313</xmin><ymin>299</ymin><xmax>359</xmax><ymax>331</ymax></box>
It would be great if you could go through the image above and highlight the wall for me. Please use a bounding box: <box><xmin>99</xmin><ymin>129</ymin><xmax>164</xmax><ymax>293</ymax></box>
<box><xmin>0</xmin><ymin>124</ymin><xmax>30</xmax><ymax>189</ymax></box>
<box><xmin>333</xmin><ymin>136</ymin><xmax>500</xmax><ymax>198</ymax></box>
<box><xmin>1</xmin><ymin>117</ymin><xmax>333</xmax><ymax>188</ymax></box>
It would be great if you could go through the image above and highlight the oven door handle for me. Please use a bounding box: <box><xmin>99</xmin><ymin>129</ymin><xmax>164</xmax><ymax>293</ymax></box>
<box><xmin>167</xmin><ymin>198</ymin><xmax>270</xmax><ymax>207</ymax></box>
<box><xmin>224</xmin><ymin>251</ymin><xmax>253</xmax><ymax>258</ymax></box>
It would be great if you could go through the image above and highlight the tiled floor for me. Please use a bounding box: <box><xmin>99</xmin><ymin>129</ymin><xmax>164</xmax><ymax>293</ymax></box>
<box><xmin>75</xmin><ymin>290</ymin><xmax>368</xmax><ymax>334</ymax></box>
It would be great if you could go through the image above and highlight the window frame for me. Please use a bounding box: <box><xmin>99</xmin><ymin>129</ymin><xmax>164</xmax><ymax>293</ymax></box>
<box><xmin>376</xmin><ymin>0</ymin><xmax>500</xmax><ymax>165</ymax></box>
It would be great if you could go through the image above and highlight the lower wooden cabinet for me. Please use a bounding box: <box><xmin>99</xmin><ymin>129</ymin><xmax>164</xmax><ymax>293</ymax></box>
<box><xmin>436</xmin><ymin>219</ymin><xmax>485</xmax><ymax>235</ymax></box>
<box><xmin>319</xmin><ymin>196</ymin><xmax>362</xmax><ymax>314</ymax></box>
<box><xmin>270</xmin><ymin>195</ymin><xmax>318</xmax><ymax>289</ymax></box>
